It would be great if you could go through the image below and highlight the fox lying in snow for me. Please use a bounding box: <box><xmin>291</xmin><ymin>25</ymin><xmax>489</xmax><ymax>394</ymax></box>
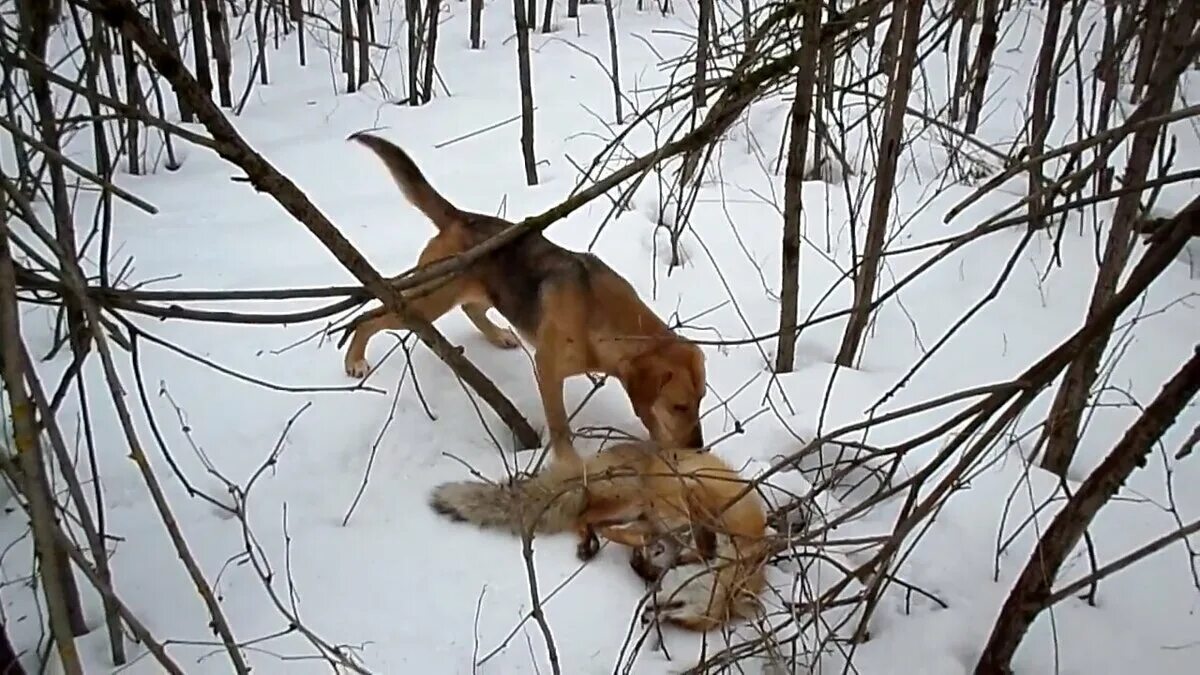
<box><xmin>428</xmin><ymin>441</ymin><xmax>769</xmax><ymax>631</ymax></box>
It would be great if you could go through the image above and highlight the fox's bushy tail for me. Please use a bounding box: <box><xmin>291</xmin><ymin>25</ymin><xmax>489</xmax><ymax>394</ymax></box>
<box><xmin>429</xmin><ymin>466</ymin><xmax>585</xmax><ymax>536</ymax></box>
<box><xmin>348</xmin><ymin>132</ymin><xmax>461</xmax><ymax>230</ymax></box>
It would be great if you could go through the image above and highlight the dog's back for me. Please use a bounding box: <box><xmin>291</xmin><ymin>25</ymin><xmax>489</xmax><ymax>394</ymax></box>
<box><xmin>446</xmin><ymin>211</ymin><xmax>584</xmax><ymax>337</ymax></box>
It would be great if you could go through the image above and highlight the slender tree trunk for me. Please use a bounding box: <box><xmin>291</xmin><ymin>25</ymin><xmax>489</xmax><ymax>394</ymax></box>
<box><xmin>357</xmin><ymin>0</ymin><xmax>370</xmax><ymax>88</ymax></box>
<box><xmin>978</xmin><ymin>341</ymin><xmax>1200</xmax><ymax>673</ymax></box>
<box><xmin>1040</xmin><ymin>7</ymin><xmax>1200</xmax><ymax>477</ymax></box>
<box><xmin>835</xmin><ymin>0</ymin><xmax>924</xmax><ymax>367</ymax></box>
<box><xmin>470</xmin><ymin>0</ymin><xmax>483</xmax><ymax>48</ymax></box>
<box><xmin>949</xmin><ymin>0</ymin><xmax>976</xmax><ymax>122</ymax></box>
<box><xmin>603</xmin><ymin>0</ymin><xmax>622</xmax><ymax>123</ymax></box>
<box><xmin>0</xmin><ymin>43</ymin><xmax>35</xmax><ymax>198</ymax></box>
<box><xmin>813</xmin><ymin>0</ymin><xmax>836</xmax><ymax>177</ymax></box>
<box><xmin>153</xmin><ymin>0</ymin><xmax>191</xmax><ymax>121</ymax></box>
<box><xmin>18</xmin><ymin>0</ymin><xmax>89</xmax><ymax>364</ymax></box>
<box><xmin>877</xmin><ymin>0</ymin><xmax>901</xmax><ymax>78</ymax></box>
<box><xmin>543</xmin><ymin>0</ymin><xmax>555</xmax><ymax>32</ymax></box>
<box><xmin>146</xmin><ymin>61</ymin><xmax>181</xmax><ymax>171</ymax></box>
<box><xmin>341</xmin><ymin>0</ymin><xmax>357</xmax><ymax>91</ymax></box>
<box><xmin>0</xmin><ymin>618</ymin><xmax>24</xmax><ymax>675</ymax></box>
<box><xmin>203</xmin><ymin>0</ymin><xmax>233</xmax><ymax>106</ymax></box>
<box><xmin>1092</xmin><ymin>0</ymin><xmax>1121</xmax><ymax>195</ymax></box>
<box><xmin>122</xmin><ymin>36</ymin><xmax>142</xmax><ymax>174</ymax></box>
<box><xmin>513</xmin><ymin>0</ymin><xmax>539</xmax><ymax>185</ymax></box>
<box><xmin>99</xmin><ymin>27</ymin><xmax>127</xmax><ymax>144</ymax></box>
<box><xmin>694</xmin><ymin>0</ymin><xmax>711</xmax><ymax>108</ymax></box>
<box><xmin>1027</xmin><ymin>0</ymin><xmax>1066</xmax><ymax>231</ymax></box>
<box><xmin>421</xmin><ymin>0</ymin><xmax>440</xmax><ymax>102</ymax></box>
<box><xmin>406</xmin><ymin>0</ymin><xmax>418</xmax><ymax>102</ymax></box>
<box><xmin>775</xmin><ymin>0</ymin><xmax>821</xmax><ymax>373</ymax></box>
<box><xmin>290</xmin><ymin>0</ymin><xmax>306</xmax><ymax>66</ymax></box>
<box><xmin>16</xmin><ymin>0</ymin><xmax>94</xmax><ymax>643</ymax></box>
<box><xmin>187</xmin><ymin>0</ymin><xmax>213</xmax><ymax>98</ymax></box>
<box><xmin>1131</xmin><ymin>1</ymin><xmax>1165</xmax><ymax>103</ymax></box>
<box><xmin>254</xmin><ymin>0</ymin><xmax>269</xmax><ymax>86</ymax></box>
<box><xmin>73</xmin><ymin>9</ymin><xmax>119</xmax><ymax>292</ymax></box>
<box><xmin>964</xmin><ymin>0</ymin><xmax>1001</xmax><ymax>134</ymax></box>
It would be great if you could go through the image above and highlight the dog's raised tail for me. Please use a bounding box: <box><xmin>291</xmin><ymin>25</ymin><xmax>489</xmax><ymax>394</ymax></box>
<box><xmin>349</xmin><ymin>131</ymin><xmax>460</xmax><ymax>230</ymax></box>
<box><xmin>429</xmin><ymin>468</ymin><xmax>585</xmax><ymax>536</ymax></box>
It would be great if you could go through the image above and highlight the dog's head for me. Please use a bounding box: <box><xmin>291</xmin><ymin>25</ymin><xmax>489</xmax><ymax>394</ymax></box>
<box><xmin>621</xmin><ymin>341</ymin><xmax>706</xmax><ymax>448</ymax></box>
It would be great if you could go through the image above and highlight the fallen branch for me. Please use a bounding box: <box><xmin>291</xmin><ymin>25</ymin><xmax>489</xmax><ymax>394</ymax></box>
<box><xmin>975</xmin><ymin>342</ymin><xmax>1200</xmax><ymax>673</ymax></box>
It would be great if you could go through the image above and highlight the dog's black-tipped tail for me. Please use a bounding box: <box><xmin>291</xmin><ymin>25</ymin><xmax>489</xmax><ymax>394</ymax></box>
<box><xmin>348</xmin><ymin>131</ymin><xmax>461</xmax><ymax>231</ymax></box>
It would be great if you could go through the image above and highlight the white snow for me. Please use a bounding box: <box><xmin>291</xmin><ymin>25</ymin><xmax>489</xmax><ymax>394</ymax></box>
<box><xmin>2</xmin><ymin>1</ymin><xmax>1198</xmax><ymax>674</ymax></box>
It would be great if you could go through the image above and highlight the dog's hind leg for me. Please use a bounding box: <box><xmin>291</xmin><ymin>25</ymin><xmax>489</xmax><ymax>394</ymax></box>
<box><xmin>343</xmin><ymin>236</ymin><xmax>468</xmax><ymax>378</ymax></box>
<box><xmin>462</xmin><ymin>303</ymin><xmax>521</xmax><ymax>350</ymax></box>
<box><xmin>343</xmin><ymin>284</ymin><xmax>463</xmax><ymax>377</ymax></box>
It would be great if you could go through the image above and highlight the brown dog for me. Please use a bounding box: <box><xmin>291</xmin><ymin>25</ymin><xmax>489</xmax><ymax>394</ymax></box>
<box><xmin>341</xmin><ymin>133</ymin><xmax>707</xmax><ymax>466</ymax></box>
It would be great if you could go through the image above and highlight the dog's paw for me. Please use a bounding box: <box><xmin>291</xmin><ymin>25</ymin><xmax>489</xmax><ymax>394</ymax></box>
<box><xmin>491</xmin><ymin>328</ymin><xmax>522</xmax><ymax>350</ymax></box>
<box><xmin>344</xmin><ymin>358</ymin><xmax>370</xmax><ymax>378</ymax></box>
<box><xmin>576</xmin><ymin>532</ymin><xmax>600</xmax><ymax>561</ymax></box>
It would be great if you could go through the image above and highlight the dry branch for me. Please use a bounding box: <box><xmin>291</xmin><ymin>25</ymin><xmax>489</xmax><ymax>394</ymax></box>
<box><xmin>836</xmin><ymin>0</ymin><xmax>924</xmax><ymax>367</ymax></box>
<box><xmin>975</xmin><ymin>342</ymin><xmax>1200</xmax><ymax>673</ymax></box>
<box><xmin>1041</xmin><ymin>9</ymin><xmax>1200</xmax><ymax>476</ymax></box>
<box><xmin>0</xmin><ymin>190</ymin><xmax>83</xmax><ymax>675</ymax></box>
<box><xmin>8</xmin><ymin>190</ymin><xmax>253</xmax><ymax>673</ymax></box>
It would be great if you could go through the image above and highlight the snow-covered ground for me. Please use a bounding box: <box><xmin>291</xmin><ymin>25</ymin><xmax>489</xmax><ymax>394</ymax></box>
<box><xmin>2</xmin><ymin>2</ymin><xmax>1198</xmax><ymax>673</ymax></box>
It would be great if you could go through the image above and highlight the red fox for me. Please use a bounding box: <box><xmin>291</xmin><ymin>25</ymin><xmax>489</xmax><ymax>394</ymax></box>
<box><xmin>429</xmin><ymin>441</ymin><xmax>769</xmax><ymax>631</ymax></box>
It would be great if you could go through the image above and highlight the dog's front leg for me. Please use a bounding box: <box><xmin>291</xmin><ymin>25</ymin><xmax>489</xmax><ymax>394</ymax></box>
<box><xmin>534</xmin><ymin>358</ymin><xmax>581</xmax><ymax>464</ymax></box>
<box><xmin>462</xmin><ymin>303</ymin><xmax>521</xmax><ymax>350</ymax></box>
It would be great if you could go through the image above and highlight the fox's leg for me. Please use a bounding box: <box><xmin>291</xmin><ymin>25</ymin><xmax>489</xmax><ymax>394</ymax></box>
<box><xmin>594</xmin><ymin>522</ymin><xmax>658</xmax><ymax>548</ymax></box>
<box><xmin>574</xmin><ymin>501</ymin><xmax>645</xmax><ymax>561</ymax></box>
<box><xmin>689</xmin><ymin>526</ymin><xmax>717</xmax><ymax>562</ymax></box>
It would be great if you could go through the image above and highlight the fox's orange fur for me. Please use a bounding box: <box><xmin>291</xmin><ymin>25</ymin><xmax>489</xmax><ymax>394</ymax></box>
<box><xmin>429</xmin><ymin>441</ymin><xmax>769</xmax><ymax>631</ymax></box>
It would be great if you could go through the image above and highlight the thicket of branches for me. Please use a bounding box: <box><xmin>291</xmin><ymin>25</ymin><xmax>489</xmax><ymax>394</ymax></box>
<box><xmin>1</xmin><ymin>0</ymin><xmax>1197</xmax><ymax>673</ymax></box>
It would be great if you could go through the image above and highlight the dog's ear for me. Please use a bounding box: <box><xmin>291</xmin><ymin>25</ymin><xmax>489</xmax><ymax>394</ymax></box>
<box><xmin>687</xmin><ymin>345</ymin><xmax>706</xmax><ymax>393</ymax></box>
<box><xmin>620</xmin><ymin>357</ymin><xmax>671</xmax><ymax>409</ymax></box>
<box><xmin>664</xmin><ymin>341</ymin><xmax>705</xmax><ymax>394</ymax></box>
